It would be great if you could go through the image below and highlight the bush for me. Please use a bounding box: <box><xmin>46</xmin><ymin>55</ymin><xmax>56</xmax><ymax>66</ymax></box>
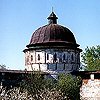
<box><xmin>0</xmin><ymin>72</ymin><xmax>82</xmax><ymax>100</ymax></box>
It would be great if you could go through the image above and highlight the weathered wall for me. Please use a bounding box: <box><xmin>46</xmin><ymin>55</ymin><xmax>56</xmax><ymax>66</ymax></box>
<box><xmin>24</xmin><ymin>49</ymin><xmax>80</xmax><ymax>72</ymax></box>
<box><xmin>80</xmin><ymin>78</ymin><xmax>100</xmax><ymax>100</ymax></box>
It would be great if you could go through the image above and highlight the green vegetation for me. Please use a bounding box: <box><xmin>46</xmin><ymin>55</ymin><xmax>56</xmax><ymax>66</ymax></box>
<box><xmin>20</xmin><ymin>72</ymin><xmax>82</xmax><ymax>100</ymax></box>
<box><xmin>0</xmin><ymin>64</ymin><xmax>7</xmax><ymax>70</ymax></box>
<box><xmin>0</xmin><ymin>71</ymin><xmax>81</xmax><ymax>99</ymax></box>
<box><xmin>81</xmin><ymin>45</ymin><xmax>100</xmax><ymax>71</ymax></box>
<box><xmin>57</xmin><ymin>74</ymin><xmax>82</xmax><ymax>100</ymax></box>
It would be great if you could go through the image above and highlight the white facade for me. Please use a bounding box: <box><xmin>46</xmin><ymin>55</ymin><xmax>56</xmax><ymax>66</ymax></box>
<box><xmin>25</xmin><ymin>48</ymin><xmax>80</xmax><ymax>73</ymax></box>
<box><xmin>80</xmin><ymin>78</ymin><xmax>100</xmax><ymax>100</ymax></box>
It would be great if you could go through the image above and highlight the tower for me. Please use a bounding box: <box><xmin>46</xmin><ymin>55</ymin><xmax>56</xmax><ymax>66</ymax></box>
<box><xmin>23</xmin><ymin>11</ymin><xmax>82</xmax><ymax>74</ymax></box>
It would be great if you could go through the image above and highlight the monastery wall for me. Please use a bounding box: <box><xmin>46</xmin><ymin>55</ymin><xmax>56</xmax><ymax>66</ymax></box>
<box><xmin>80</xmin><ymin>74</ymin><xmax>100</xmax><ymax>100</ymax></box>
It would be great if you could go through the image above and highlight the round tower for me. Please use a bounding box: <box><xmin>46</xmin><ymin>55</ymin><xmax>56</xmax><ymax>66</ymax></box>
<box><xmin>23</xmin><ymin>12</ymin><xmax>82</xmax><ymax>74</ymax></box>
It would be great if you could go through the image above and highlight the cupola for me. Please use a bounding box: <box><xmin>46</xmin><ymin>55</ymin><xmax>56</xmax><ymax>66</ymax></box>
<box><xmin>47</xmin><ymin>11</ymin><xmax>58</xmax><ymax>24</ymax></box>
<box><xmin>27</xmin><ymin>11</ymin><xmax>80</xmax><ymax>49</ymax></box>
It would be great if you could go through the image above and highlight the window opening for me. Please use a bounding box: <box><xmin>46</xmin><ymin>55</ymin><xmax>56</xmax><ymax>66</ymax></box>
<box><xmin>47</xmin><ymin>54</ymin><xmax>49</xmax><ymax>60</ymax></box>
<box><xmin>59</xmin><ymin>54</ymin><xmax>62</xmax><ymax>62</ymax></box>
<box><xmin>31</xmin><ymin>55</ymin><xmax>33</xmax><ymax>61</ymax></box>
<box><xmin>63</xmin><ymin>54</ymin><xmax>65</xmax><ymax>60</ymax></box>
<box><xmin>38</xmin><ymin>54</ymin><xmax>40</xmax><ymax>60</ymax></box>
<box><xmin>53</xmin><ymin>53</ymin><xmax>57</xmax><ymax>62</ymax></box>
<box><xmin>71</xmin><ymin>54</ymin><xmax>74</xmax><ymax>61</ymax></box>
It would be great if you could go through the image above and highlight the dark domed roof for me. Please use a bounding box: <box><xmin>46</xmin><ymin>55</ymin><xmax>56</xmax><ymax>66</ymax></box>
<box><xmin>30</xmin><ymin>24</ymin><xmax>76</xmax><ymax>44</ymax></box>
<box><xmin>27</xmin><ymin>12</ymin><xmax>79</xmax><ymax>48</ymax></box>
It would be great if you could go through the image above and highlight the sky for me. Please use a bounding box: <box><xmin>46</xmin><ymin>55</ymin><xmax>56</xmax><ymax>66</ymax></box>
<box><xmin>0</xmin><ymin>0</ymin><xmax>100</xmax><ymax>70</ymax></box>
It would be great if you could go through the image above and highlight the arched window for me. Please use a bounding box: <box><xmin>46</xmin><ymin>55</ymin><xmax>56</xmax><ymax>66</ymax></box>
<box><xmin>53</xmin><ymin>53</ymin><xmax>57</xmax><ymax>62</ymax></box>
<box><xmin>38</xmin><ymin>54</ymin><xmax>40</xmax><ymax>60</ymax></box>
<box><xmin>31</xmin><ymin>55</ymin><xmax>33</xmax><ymax>61</ymax></box>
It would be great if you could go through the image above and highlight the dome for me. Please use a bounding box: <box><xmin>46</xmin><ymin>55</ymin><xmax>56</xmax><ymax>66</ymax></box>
<box><xmin>24</xmin><ymin>11</ymin><xmax>82</xmax><ymax>72</ymax></box>
<box><xmin>27</xmin><ymin>12</ymin><xmax>79</xmax><ymax>48</ymax></box>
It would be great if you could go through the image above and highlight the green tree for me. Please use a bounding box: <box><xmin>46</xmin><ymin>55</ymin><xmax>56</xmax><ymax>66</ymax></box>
<box><xmin>20</xmin><ymin>71</ymin><xmax>45</xmax><ymax>96</ymax></box>
<box><xmin>20</xmin><ymin>72</ymin><xmax>82</xmax><ymax>100</ymax></box>
<box><xmin>20</xmin><ymin>71</ymin><xmax>64</xmax><ymax>100</ymax></box>
<box><xmin>57</xmin><ymin>74</ymin><xmax>82</xmax><ymax>100</ymax></box>
<box><xmin>0</xmin><ymin>64</ymin><xmax>7</xmax><ymax>70</ymax></box>
<box><xmin>81</xmin><ymin>45</ymin><xmax>100</xmax><ymax>71</ymax></box>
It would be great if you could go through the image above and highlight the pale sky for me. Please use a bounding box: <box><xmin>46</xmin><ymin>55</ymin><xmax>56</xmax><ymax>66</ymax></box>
<box><xmin>0</xmin><ymin>0</ymin><xmax>100</xmax><ymax>70</ymax></box>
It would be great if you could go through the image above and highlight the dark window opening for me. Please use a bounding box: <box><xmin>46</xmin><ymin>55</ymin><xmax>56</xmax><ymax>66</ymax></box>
<box><xmin>59</xmin><ymin>54</ymin><xmax>62</xmax><ymax>63</ymax></box>
<box><xmin>38</xmin><ymin>54</ymin><xmax>40</xmax><ymax>60</ymax></box>
<box><xmin>71</xmin><ymin>54</ymin><xmax>74</xmax><ymax>61</ymax></box>
<box><xmin>53</xmin><ymin>53</ymin><xmax>57</xmax><ymax>62</ymax></box>
<box><xmin>31</xmin><ymin>55</ymin><xmax>33</xmax><ymax>61</ymax></box>
<box><xmin>63</xmin><ymin>54</ymin><xmax>65</xmax><ymax>60</ymax></box>
<box><xmin>47</xmin><ymin>54</ymin><xmax>49</xmax><ymax>60</ymax></box>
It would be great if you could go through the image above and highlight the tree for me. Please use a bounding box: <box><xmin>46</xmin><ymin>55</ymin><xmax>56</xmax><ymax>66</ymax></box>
<box><xmin>20</xmin><ymin>71</ymin><xmax>66</xmax><ymax>100</ymax></box>
<box><xmin>0</xmin><ymin>71</ymin><xmax>82</xmax><ymax>100</ymax></box>
<box><xmin>57</xmin><ymin>73</ymin><xmax>82</xmax><ymax>100</ymax></box>
<box><xmin>20</xmin><ymin>71</ymin><xmax>45</xmax><ymax>97</ymax></box>
<box><xmin>0</xmin><ymin>64</ymin><xmax>7</xmax><ymax>70</ymax></box>
<box><xmin>81</xmin><ymin>45</ymin><xmax>100</xmax><ymax>71</ymax></box>
<box><xmin>20</xmin><ymin>72</ymin><xmax>82</xmax><ymax>100</ymax></box>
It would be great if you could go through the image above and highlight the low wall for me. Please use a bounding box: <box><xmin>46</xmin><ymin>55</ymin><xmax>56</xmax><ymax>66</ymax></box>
<box><xmin>80</xmin><ymin>79</ymin><xmax>100</xmax><ymax>100</ymax></box>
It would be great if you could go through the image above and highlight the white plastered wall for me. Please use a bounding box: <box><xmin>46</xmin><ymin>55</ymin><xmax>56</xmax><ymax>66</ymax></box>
<box><xmin>80</xmin><ymin>78</ymin><xmax>100</xmax><ymax>100</ymax></box>
<box><xmin>25</xmin><ymin>49</ymin><xmax>80</xmax><ymax>72</ymax></box>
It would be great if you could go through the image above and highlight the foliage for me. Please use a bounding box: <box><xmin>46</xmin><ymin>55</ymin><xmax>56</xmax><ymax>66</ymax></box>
<box><xmin>20</xmin><ymin>71</ymin><xmax>45</xmax><ymax>96</ymax></box>
<box><xmin>81</xmin><ymin>45</ymin><xmax>100</xmax><ymax>71</ymax></box>
<box><xmin>0</xmin><ymin>72</ymin><xmax>82</xmax><ymax>100</ymax></box>
<box><xmin>20</xmin><ymin>72</ymin><xmax>82</xmax><ymax>100</ymax></box>
<box><xmin>0</xmin><ymin>64</ymin><xmax>7</xmax><ymax>70</ymax></box>
<box><xmin>57</xmin><ymin>73</ymin><xmax>82</xmax><ymax>100</ymax></box>
<box><xmin>20</xmin><ymin>71</ymin><xmax>62</xmax><ymax>100</ymax></box>
<box><xmin>0</xmin><ymin>87</ymin><xmax>33</xmax><ymax>99</ymax></box>
<box><xmin>0</xmin><ymin>87</ymin><xmax>64</xmax><ymax>100</ymax></box>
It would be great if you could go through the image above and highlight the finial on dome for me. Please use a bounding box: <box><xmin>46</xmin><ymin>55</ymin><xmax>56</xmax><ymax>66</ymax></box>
<box><xmin>47</xmin><ymin>10</ymin><xmax>58</xmax><ymax>24</ymax></box>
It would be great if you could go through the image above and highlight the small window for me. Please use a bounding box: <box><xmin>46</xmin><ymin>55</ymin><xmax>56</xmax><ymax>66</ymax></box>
<box><xmin>47</xmin><ymin>54</ymin><xmax>49</xmax><ymax>60</ymax></box>
<box><xmin>71</xmin><ymin>54</ymin><xmax>74</xmax><ymax>61</ymax></box>
<box><xmin>59</xmin><ymin>54</ymin><xmax>62</xmax><ymax>62</ymax></box>
<box><xmin>53</xmin><ymin>53</ymin><xmax>57</xmax><ymax>62</ymax></box>
<box><xmin>63</xmin><ymin>54</ymin><xmax>65</xmax><ymax>60</ymax></box>
<box><xmin>31</xmin><ymin>55</ymin><xmax>33</xmax><ymax>61</ymax></box>
<box><xmin>38</xmin><ymin>54</ymin><xmax>40</xmax><ymax>60</ymax></box>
